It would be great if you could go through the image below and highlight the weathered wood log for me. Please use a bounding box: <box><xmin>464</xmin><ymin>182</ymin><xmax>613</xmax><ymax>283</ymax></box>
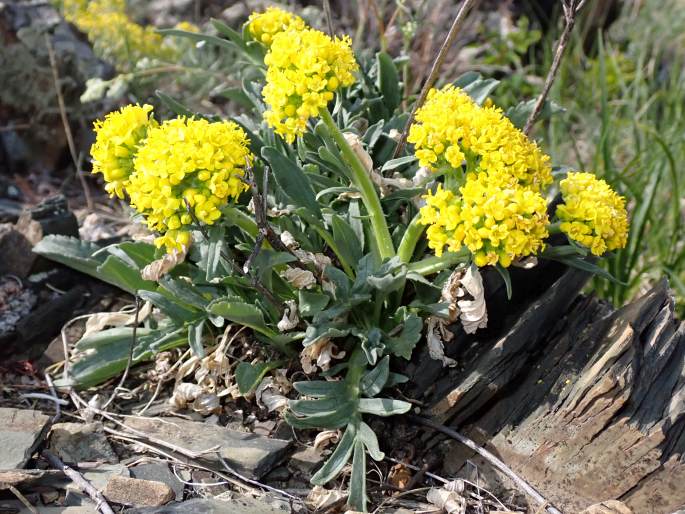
<box><xmin>411</xmin><ymin>272</ymin><xmax>685</xmax><ymax>513</ymax></box>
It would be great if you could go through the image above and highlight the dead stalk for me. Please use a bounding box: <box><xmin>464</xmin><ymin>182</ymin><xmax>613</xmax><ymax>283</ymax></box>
<box><xmin>408</xmin><ymin>415</ymin><xmax>564</xmax><ymax>514</ymax></box>
<box><xmin>393</xmin><ymin>0</ymin><xmax>481</xmax><ymax>159</ymax></box>
<box><xmin>45</xmin><ymin>34</ymin><xmax>94</xmax><ymax>211</ymax></box>
<box><xmin>523</xmin><ymin>0</ymin><xmax>588</xmax><ymax>135</ymax></box>
<box><xmin>42</xmin><ymin>450</ymin><xmax>116</xmax><ymax>514</ymax></box>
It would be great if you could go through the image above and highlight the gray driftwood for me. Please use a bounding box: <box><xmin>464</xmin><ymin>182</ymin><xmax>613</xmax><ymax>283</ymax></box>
<box><xmin>410</xmin><ymin>268</ymin><xmax>685</xmax><ymax>513</ymax></box>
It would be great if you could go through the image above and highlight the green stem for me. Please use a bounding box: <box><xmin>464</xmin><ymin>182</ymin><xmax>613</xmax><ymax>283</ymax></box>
<box><xmin>548</xmin><ymin>221</ymin><xmax>562</xmax><ymax>235</ymax></box>
<box><xmin>407</xmin><ymin>249</ymin><xmax>470</xmax><ymax>275</ymax></box>
<box><xmin>345</xmin><ymin>347</ymin><xmax>367</xmax><ymax>397</ymax></box>
<box><xmin>397</xmin><ymin>212</ymin><xmax>426</xmax><ymax>263</ymax></box>
<box><xmin>320</xmin><ymin>108</ymin><xmax>395</xmax><ymax>260</ymax></box>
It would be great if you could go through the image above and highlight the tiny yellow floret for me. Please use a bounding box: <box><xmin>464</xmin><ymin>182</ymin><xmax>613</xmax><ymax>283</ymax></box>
<box><xmin>262</xmin><ymin>27</ymin><xmax>358</xmax><ymax>143</ymax></box>
<box><xmin>419</xmin><ymin>175</ymin><xmax>549</xmax><ymax>267</ymax></box>
<box><xmin>247</xmin><ymin>7</ymin><xmax>305</xmax><ymax>47</ymax></box>
<box><xmin>125</xmin><ymin>117</ymin><xmax>253</xmax><ymax>252</ymax></box>
<box><xmin>408</xmin><ymin>85</ymin><xmax>552</xmax><ymax>191</ymax></box>
<box><xmin>90</xmin><ymin>104</ymin><xmax>157</xmax><ymax>199</ymax></box>
<box><xmin>556</xmin><ymin>172</ymin><xmax>628</xmax><ymax>256</ymax></box>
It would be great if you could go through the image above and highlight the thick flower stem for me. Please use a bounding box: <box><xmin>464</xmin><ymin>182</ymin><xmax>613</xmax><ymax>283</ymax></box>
<box><xmin>407</xmin><ymin>249</ymin><xmax>470</xmax><ymax>275</ymax></box>
<box><xmin>320</xmin><ymin>108</ymin><xmax>395</xmax><ymax>261</ymax></box>
<box><xmin>397</xmin><ymin>212</ymin><xmax>426</xmax><ymax>263</ymax></box>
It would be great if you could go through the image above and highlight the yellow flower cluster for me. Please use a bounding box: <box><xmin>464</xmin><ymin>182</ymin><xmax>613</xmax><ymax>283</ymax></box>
<box><xmin>556</xmin><ymin>172</ymin><xmax>628</xmax><ymax>256</ymax></box>
<box><xmin>127</xmin><ymin>117</ymin><xmax>253</xmax><ymax>251</ymax></box>
<box><xmin>247</xmin><ymin>7</ymin><xmax>304</xmax><ymax>46</ymax></box>
<box><xmin>60</xmin><ymin>0</ymin><xmax>174</xmax><ymax>70</ymax></box>
<box><xmin>419</xmin><ymin>174</ymin><xmax>549</xmax><ymax>267</ymax></box>
<box><xmin>262</xmin><ymin>28</ymin><xmax>358</xmax><ymax>143</ymax></box>
<box><xmin>91</xmin><ymin>106</ymin><xmax>253</xmax><ymax>252</ymax></box>
<box><xmin>90</xmin><ymin>104</ymin><xmax>156</xmax><ymax>199</ymax></box>
<box><xmin>408</xmin><ymin>85</ymin><xmax>552</xmax><ymax>191</ymax></box>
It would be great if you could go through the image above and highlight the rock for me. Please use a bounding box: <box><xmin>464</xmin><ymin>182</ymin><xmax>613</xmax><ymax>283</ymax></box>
<box><xmin>80</xmin><ymin>463</ymin><xmax>129</xmax><ymax>491</ymax></box>
<box><xmin>129</xmin><ymin>462</ymin><xmax>183</xmax><ymax>501</ymax></box>
<box><xmin>289</xmin><ymin>447</ymin><xmax>323</xmax><ymax>474</ymax></box>
<box><xmin>263</xmin><ymin>466</ymin><xmax>290</xmax><ymax>482</ymax></box>
<box><xmin>581</xmin><ymin>500</ymin><xmax>634</xmax><ymax>514</ymax></box>
<box><xmin>0</xmin><ymin>276</ymin><xmax>36</xmax><ymax>343</ymax></box>
<box><xmin>30</xmin><ymin>196</ymin><xmax>79</xmax><ymax>240</ymax></box>
<box><xmin>103</xmin><ymin>476</ymin><xmax>174</xmax><ymax>507</ymax></box>
<box><xmin>49</xmin><ymin>422</ymin><xmax>118</xmax><ymax>464</ymax></box>
<box><xmin>124</xmin><ymin>417</ymin><xmax>292</xmax><ymax>479</ymax></box>
<box><xmin>0</xmin><ymin>408</ymin><xmax>50</xmax><ymax>469</ymax></box>
<box><xmin>0</xmin><ymin>222</ymin><xmax>37</xmax><ymax>277</ymax></box>
<box><xmin>126</xmin><ymin>496</ymin><xmax>290</xmax><ymax>514</ymax></box>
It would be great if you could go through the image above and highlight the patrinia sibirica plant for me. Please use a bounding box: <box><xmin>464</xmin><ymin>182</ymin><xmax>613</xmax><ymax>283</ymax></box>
<box><xmin>36</xmin><ymin>7</ymin><xmax>629</xmax><ymax>511</ymax></box>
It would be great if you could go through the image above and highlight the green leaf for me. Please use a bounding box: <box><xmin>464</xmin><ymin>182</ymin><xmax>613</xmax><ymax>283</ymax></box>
<box><xmin>293</xmin><ymin>380</ymin><xmax>346</xmax><ymax>398</ymax></box>
<box><xmin>359</xmin><ymin>356</ymin><xmax>389</xmax><ymax>397</ymax></box>
<box><xmin>376</xmin><ymin>52</ymin><xmax>401</xmax><ymax>113</ymax></box>
<box><xmin>261</xmin><ymin>147</ymin><xmax>321</xmax><ymax>218</ymax></box>
<box><xmin>358</xmin><ymin>421</ymin><xmax>384</xmax><ymax>461</ymax></box>
<box><xmin>385</xmin><ymin>314</ymin><xmax>422</xmax><ymax>360</ymax></box>
<box><xmin>380</xmin><ymin>155</ymin><xmax>417</xmax><ymax>172</ymax></box>
<box><xmin>311</xmin><ymin>423</ymin><xmax>356</xmax><ymax>485</ymax></box>
<box><xmin>155</xmin><ymin>90</ymin><xmax>195</xmax><ymax>117</ymax></box>
<box><xmin>202</xmin><ymin>225</ymin><xmax>226</xmax><ymax>281</ymax></box>
<box><xmin>33</xmin><ymin>235</ymin><xmax>105</xmax><ymax>276</ymax></box>
<box><xmin>138</xmin><ymin>290</ymin><xmax>199</xmax><ymax>322</ymax></box>
<box><xmin>495</xmin><ymin>264</ymin><xmax>512</xmax><ymax>300</ymax></box>
<box><xmin>157</xmin><ymin>27</ymin><xmax>237</xmax><ymax>52</ymax></box>
<box><xmin>288</xmin><ymin>397</ymin><xmax>342</xmax><ymax>416</ymax></box>
<box><xmin>348</xmin><ymin>438</ymin><xmax>367</xmax><ymax>512</ymax></box>
<box><xmin>188</xmin><ymin>319</ymin><xmax>205</xmax><ymax>359</ymax></box>
<box><xmin>208</xmin><ymin>298</ymin><xmax>277</xmax><ymax>338</ymax></box>
<box><xmin>97</xmin><ymin>256</ymin><xmax>156</xmax><ymax>295</ymax></box>
<box><xmin>235</xmin><ymin>361</ymin><xmax>272</xmax><ymax>395</ymax></box>
<box><xmin>303</xmin><ymin>323</ymin><xmax>351</xmax><ymax>346</ymax></box>
<box><xmin>298</xmin><ymin>290</ymin><xmax>330</xmax><ymax>317</ymax></box>
<box><xmin>358</xmin><ymin>398</ymin><xmax>411</xmax><ymax>416</ymax></box>
<box><xmin>331</xmin><ymin>214</ymin><xmax>362</xmax><ymax>271</ymax></box>
<box><xmin>463</xmin><ymin>77</ymin><xmax>500</xmax><ymax>105</ymax></box>
<box><xmin>284</xmin><ymin>401</ymin><xmax>355</xmax><ymax>429</ymax></box>
<box><xmin>209</xmin><ymin>18</ymin><xmax>245</xmax><ymax>49</ymax></box>
<box><xmin>358</xmin><ymin>327</ymin><xmax>385</xmax><ymax>365</ymax></box>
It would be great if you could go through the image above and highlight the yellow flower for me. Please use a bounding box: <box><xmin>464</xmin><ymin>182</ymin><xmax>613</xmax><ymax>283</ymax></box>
<box><xmin>126</xmin><ymin>117</ymin><xmax>253</xmax><ymax>252</ymax></box>
<box><xmin>174</xmin><ymin>21</ymin><xmax>200</xmax><ymax>33</ymax></box>
<box><xmin>556</xmin><ymin>172</ymin><xmax>628</xmax><ymax>256</ymax></box>
<box><xmin>90</xmin><ymin>104</ymin><xmax>157</xmax><ymax>199</ymax></box>
<box><xmin>262</xmin><ymin>28</ymin><xmax>358</xmax><ymax>143</ymax></box>
<box><xmin>60</xmin><ymin>0</ymin><xmax>174</xmax><ymax>70</ymax></box>
<box><xmin>247</xmin><ymin>7</ymin><xmax>305</xmax><ymax>46</ymax></box>
<box><xmin>419</xmin><ymin>175</ymin><xmax>549</xmax><ymax>267</ymax></box>
<box><xmin>408</xmin><ymin>85</ymin><xmax>552</xmax><ymax>191</ymax></box>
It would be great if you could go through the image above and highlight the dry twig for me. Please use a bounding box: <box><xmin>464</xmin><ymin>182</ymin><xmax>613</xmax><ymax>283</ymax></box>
<box><xmin>45</xmin><ymin>34</ymin><xmax>93</xmax><ymax>211</ymax></box>
<box><xmin>408</xmin><ymin>415</ymin><xmax>563</xmax><ymax>514</ymax></box>
<box><xmin>523</xmin><ymin>0</ymin><xmax>588</xmax><ymax>134</ymax></box>
<box><xmin>392</xmin><ymin>0</ymin><xmax>481</xmax><ymax>158</ymax></box>
<box><xmin>42</xmin><ymin>450</ymin><xmax>115</xmax><ymax>514</ymax></box>
<box><xmin>8</xmin><ymin>485</ymin><xmax>39</xmax><ymax>514</ymax></box>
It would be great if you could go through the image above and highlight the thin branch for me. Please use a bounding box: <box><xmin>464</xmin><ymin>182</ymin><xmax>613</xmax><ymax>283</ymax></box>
<box><xmin>42</xmin><ymin>450</ymin><xmax>115</xmax><ymax>514</ymax></box>
<box><xmin>523</xmin><ymin>0</ymin><xmax>587</xmax><ymax>135</ymax></box>
<box><xmin>322</xmin><ymin>0</ymin><xmax>335</xmax><ymax>37</ymax></box>
<box><xmin>392</xmin><ymin>0</ymin><xmax>481</xmax><ymax>159</ymax></box>
<box><xmin>8</xmin><ymin>485</ymin><xmax>39</xmax><ymax>514</ymax></box>
<box><xmin>45</xmin><ymin>34</ymin><xmax>93</xmax><ymax>211</ymax></box>
<box><xmin>408</xmin><ymin>415</ymin><xmax>563</xmax><ymax>514</ymax></box>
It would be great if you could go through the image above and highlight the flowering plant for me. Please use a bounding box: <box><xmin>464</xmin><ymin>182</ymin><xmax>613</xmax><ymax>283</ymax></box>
<box><xmin>36</xmin><ymin>8</ymin><xmax>629</xmax><ymax>511</ymax></box>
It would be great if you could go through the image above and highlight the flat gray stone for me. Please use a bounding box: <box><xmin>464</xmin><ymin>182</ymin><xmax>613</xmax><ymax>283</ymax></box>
<box><xmin>289</xmin><ymin>447</ymin><xmax>323</xmax><ymax>474</ymax></box>
<box><xmin>0</xmin><ymin>500</ymin><xmax>96</xmax><ymax>513</ymax></box>
<box><xmin>49</xmin><ymin>422</ymin><xmax>118</xmax><ymax>464</ymax></box>
<box><xmin>126</xmin><ymin>496</ymin><xmax>290</xmax><ymax>514</ymax></box>
<box><xmin>124</xmin><ymin>417</ymin><xmax>291</xmax><ymax>479</ymax></box>
<box><xmin>0</xmin><ymin>408</ymin><xmax>50</xmax><ymax>469</ymax></box>
<box><xmin>129</xmin><ymin>462</ymin><xmax>184</xmax><ymax>501</ymax></box>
